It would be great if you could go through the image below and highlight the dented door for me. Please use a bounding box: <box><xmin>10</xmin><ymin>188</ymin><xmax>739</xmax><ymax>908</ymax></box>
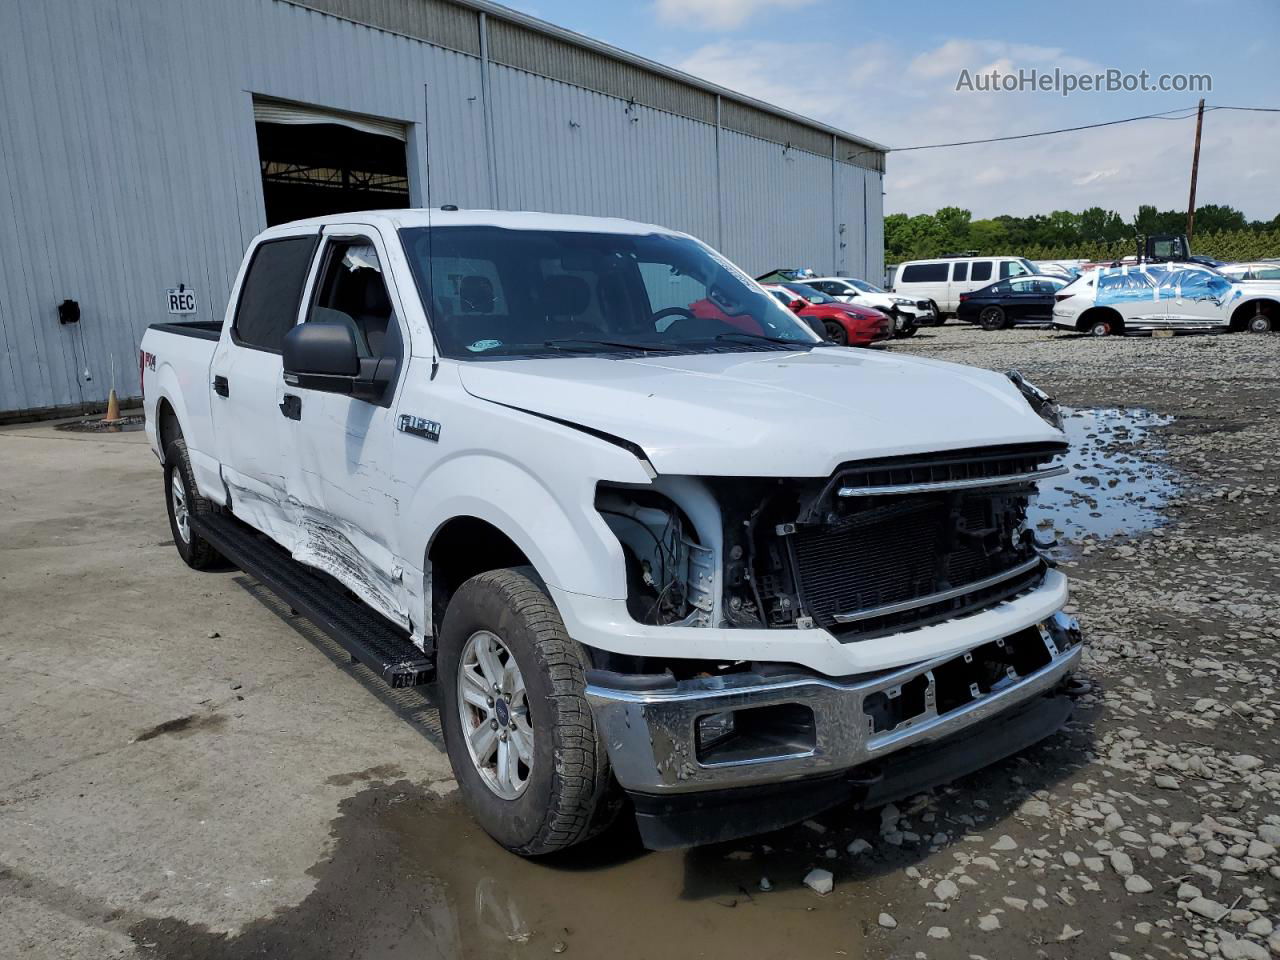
<box><xmin>284</xmin><ymin>226</ymin><xmax>413</xmax><ymax>628</ymax></box>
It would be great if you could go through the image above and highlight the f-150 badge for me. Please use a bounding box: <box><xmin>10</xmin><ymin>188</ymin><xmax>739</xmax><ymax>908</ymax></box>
<box><xmin>398</xmin><ymin>414</ymin><xmax>441</xmax><ymax>442</ymax></box>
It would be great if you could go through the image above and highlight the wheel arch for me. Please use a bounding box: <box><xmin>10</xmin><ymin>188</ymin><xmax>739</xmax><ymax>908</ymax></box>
<box><xmin>426</xmin><ymin>515</ymin><xmax>533</xmax><ymax>630</ymax></box>
<box><xmin>156</xmin><ymin>396</ymin><xmax>182</xmax><ymax>458</ymax></box>
<box><xmin>1230</xmin><ymin>297</ymin><xmax>1279</xmax><ymax>331</ymax></box>
<box><xmin>408</xmin><ymin>454</ymin><xmax>632</xmax><ymax>638</ymax></box>
<box><xmin>1076</xmin><ymin>306</ymin><xmax>1123</xmax><ymax>333</ymax></box>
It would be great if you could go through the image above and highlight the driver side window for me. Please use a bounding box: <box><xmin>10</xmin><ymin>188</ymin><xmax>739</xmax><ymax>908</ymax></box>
<box><xmin>308</xmin><ymin>238</ymin><xmax>402</xmax><ymax>364</ymax></box>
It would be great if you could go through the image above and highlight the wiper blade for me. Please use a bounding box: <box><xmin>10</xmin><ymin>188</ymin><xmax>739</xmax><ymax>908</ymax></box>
<box><xmin>545</xmin><ymin>337</ymin><xmax>679</xmax><ymax>353</ymax></box>
<box><xmin>713</xmin><ymin>331</ymin><xmax>820</xmax><ymax>347</ymax></box>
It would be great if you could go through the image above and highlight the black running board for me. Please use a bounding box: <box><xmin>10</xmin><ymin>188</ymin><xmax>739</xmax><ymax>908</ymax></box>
<box><xmin>191</xmin><ymin>511</ymin><xmax>434</xmax><ymax>688</ymax></box>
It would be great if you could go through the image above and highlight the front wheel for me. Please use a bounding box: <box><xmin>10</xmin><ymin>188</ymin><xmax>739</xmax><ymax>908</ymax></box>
<box><xmin>979</xmin><ymin>306</ymin><xmax>1007</xmax><ymax>331</ymax></box>
<box><xmin>439</xmin><ymin>568</ymin><xmax>621</xmax><ymax>855</ymax></box>
<box><xmin>895</xmin><ymin>321</ymin><xmax>918</xmax><ymax>338</ymax></box>
<box><xmin>823</xmin><ymin>320</ymin><xmax>849</xmax><ymax>345</ymax></box>
<box><xmin>1246</xmin><ymin>312</ymin><xmax>1273</xmax><ymax>334</ymax></box>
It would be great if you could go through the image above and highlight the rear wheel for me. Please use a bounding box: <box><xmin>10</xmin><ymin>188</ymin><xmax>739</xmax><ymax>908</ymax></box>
<box><xmin>439</xmin><ymin>568</ymin><xmax>621</xmax><ymax>855</ymax></box>
<box><xmin>163</xmin><ymin>439</ymin><xmax>222</xmax><ymax>570</ymax></box>
<box><xmin>1087</xmin><ymin>317</ymin><xmax>1116</xmax><ymax>337</ymax></box>
<box><xmin>979</xmin><ymin>306</ymin><xmax>1007</xmax><ymax>331</ymax></box>
<box><xmin>823</xmin><ymin>320</ymin><xmax>849</xmax><ymax>345</ymax></box>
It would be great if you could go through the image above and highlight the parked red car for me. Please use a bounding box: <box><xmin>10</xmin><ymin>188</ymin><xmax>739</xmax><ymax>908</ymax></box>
<box><xmin>765</xmin><ymin>283</ymin><xmax>893</xmax><ymax>346</ymax></box>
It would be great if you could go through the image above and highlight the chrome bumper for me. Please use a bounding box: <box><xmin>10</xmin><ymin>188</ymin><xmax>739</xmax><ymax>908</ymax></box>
<box><xmin>586</xmin><ymin>612</ymin><xmax>1081</xmax><ymax>795</ymax></box>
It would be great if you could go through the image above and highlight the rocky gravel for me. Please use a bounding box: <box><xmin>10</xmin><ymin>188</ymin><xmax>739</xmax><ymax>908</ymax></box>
<box><xmin>788</xmin><ymin>324</ymin><xmax>1280</xmax><ymax>959</ymax></box>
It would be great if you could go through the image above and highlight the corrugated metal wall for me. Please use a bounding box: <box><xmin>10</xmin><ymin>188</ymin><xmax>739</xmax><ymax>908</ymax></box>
<box><xmin>488</xmin><ymin>66</ymin><xmax>720</xmax><ymax>241</ymax></box>
<box><xmin>0</xmin><ymin>0</ymin><xmax>883</xmax><ymax>417</ymax></box>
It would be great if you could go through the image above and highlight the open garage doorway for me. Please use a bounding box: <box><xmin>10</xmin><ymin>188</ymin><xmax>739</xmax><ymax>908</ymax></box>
<box><xmin>253</xmin><ymin>98</ymin><xmax>410</xmax><ymax>226</ymax></box>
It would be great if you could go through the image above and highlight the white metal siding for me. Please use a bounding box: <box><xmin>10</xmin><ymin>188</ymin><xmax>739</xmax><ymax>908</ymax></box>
<box><xmin>720</xmin><ymin>131</ymin><xmax>835</xmax><ymax>277</ymax></box>
<box><xmin>488</xmin><ymin>66</ymin><xmax>719</xmax><ymax>241</ymax></box>
<box><xmin>0</xmin><ymin>0</ymin><xmax>881</xmax><ymax>416</ymax></box>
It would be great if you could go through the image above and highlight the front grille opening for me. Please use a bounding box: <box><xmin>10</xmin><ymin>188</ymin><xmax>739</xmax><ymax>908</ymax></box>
<box><xmin>695</xmin><ymin>702</ymin><xmax>816</xmax><ymax>766</ymax></box>
<box><xmin>833</xmin><ymin>443</ymin><xmax>1065</xmax><ymax>494</ymax></box>
<box><xmin>862</xmin><ymin>674</ymin><xmax>930</xmax><ymax>733</ymax></box>
<box><xmin>790</xmin><ymin>488</ymin><xmax>1042</xmax><ymax>641</ymax></box>
<box><xmin>830</xmin><ymin>564</ymin><xmax>1044</xmax><ymax>642</ymax></box>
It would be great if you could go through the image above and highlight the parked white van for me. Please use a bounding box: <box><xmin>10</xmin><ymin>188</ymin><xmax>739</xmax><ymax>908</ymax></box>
<box><xmin>891</xmin><ymin>256</ymin><xmax>1039</xmax><ymax>316</ymax></box>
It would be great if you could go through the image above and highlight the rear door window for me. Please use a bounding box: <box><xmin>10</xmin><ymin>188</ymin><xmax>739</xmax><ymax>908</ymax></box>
<box><xmin>951</xmin><ymin>262</ymin><xmax>968</xmax><ymax>281</ymax></box>
<box><xmin>233</xmin><ymin>236</ymin><xmax>319</xmax><ymax>352</ymax></box>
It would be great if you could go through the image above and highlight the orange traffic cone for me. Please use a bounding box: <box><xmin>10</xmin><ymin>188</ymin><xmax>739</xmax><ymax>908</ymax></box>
<box><xmin>103</xmin><ymin>388</ymin><xmax>121</xmax><ymax>424</ymax></box>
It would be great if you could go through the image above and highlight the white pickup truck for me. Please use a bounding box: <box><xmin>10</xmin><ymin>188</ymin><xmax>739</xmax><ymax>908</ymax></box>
<box><xmin>142</xmin><ymin>209</ymin><xmax>1083</xmax><ymax>854</ymax></box>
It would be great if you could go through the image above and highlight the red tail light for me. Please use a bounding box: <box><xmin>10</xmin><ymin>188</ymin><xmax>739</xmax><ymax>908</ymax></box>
<box><xmin>1055</xmin><ymin>293</ymin><xmax>1074</xmax><ymax>302</ymax></box>
<box><xmin>958</xmin><ymin>292</ymin><xmax>970</xmax><ymax>301</ymax></box>
<box><xmin>139</xmin><ymin>349</ymin><xmax>146</xmax><ymax>402</ymax></box>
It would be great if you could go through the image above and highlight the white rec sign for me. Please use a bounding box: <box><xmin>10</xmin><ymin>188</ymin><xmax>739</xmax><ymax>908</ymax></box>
<box><xmin>166</xmin><ymin>287</ymin><xmax>197</xmax><ymax>315</ymax></box>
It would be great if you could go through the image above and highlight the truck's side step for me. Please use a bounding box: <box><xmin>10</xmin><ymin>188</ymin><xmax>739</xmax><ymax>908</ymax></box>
<box><xmin>191</xmin><ymin>511</ymin><xmax>434</xmax><ymax>688</ymax></box>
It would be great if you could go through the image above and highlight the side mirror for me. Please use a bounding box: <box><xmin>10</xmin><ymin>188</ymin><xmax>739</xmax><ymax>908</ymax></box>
<box><xmin>283</xmin><ymin>322</ymin><xmax>392</xmax><ymax>402</ymax></box>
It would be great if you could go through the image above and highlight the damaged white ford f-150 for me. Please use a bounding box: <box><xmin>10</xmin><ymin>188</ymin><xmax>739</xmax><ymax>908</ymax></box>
<box><xmin>142</xmin><ymin>209</ymin><xmax>1083</xmax><ymax>854</ymax></box>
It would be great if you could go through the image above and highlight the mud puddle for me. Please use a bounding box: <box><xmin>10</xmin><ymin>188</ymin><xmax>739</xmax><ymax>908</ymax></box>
<box><xmin>128</xmin><ymin>779</ymin><xmax>887</xmax><ymax>960</ymax></box>
<box><xmin>1029</xmin><ymin>406</ymin><xmax>1177</xmax><ymax>546</ymax></box>
<box><xmin>129</xmin><ymin>726</ymin><xmax>1084</xmax><ymax>960</ymax></box>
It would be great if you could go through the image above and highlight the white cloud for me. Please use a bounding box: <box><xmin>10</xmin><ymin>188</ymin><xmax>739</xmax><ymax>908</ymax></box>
<box><xmin>676</xmin><ymin>37</ymin><xmax>1280</xmax><ymax>220</ymax></box>
<box><xmin>654</xmin><ymin>0</ymin><xmax>818</xmax><ymax>30</ymax></box>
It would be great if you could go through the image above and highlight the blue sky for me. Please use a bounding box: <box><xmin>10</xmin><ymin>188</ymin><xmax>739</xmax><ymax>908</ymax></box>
<box><xmin>502</xmin><ymin>0</ymin><xmax>1280</xmax><ymax>220</ymax></box>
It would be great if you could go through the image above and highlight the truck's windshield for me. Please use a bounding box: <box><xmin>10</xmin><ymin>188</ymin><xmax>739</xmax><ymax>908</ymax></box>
<box><xmin>399</xmin><ymin>226</ymin><xmax>820</xmax><ymax>358</ymax></box>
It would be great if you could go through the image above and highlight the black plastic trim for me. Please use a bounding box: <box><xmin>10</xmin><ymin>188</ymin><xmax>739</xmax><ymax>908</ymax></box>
<box><xmin>190</xmin><ymin>511</ymin><xmax>433</xmax><ymax>687</ymax></box>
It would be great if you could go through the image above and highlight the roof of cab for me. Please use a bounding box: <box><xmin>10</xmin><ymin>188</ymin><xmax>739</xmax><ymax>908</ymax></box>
<box><xmin>263</xmin><ymin>208</ymin><xmax>687</xmax><ymax>238</ymax></box>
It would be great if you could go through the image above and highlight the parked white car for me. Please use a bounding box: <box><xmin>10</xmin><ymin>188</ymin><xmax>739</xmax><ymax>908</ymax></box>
<box><xmin>891</xmin><ymin>256</ymin><xmax>1039</xmax><ymax>316</ymax></box>
<box><xmin>1050</xmin><ymin>264</ymin><xmax>1280</xmax><ymax>336</ymax></box>
<box><xmin>804</xmin><ymin>276</ymin><xmax>936</xmax><ymax>327</ymax></box>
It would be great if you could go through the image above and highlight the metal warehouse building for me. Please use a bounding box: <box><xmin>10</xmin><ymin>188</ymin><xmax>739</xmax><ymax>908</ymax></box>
<box><xmin>0</xmin><ymin>0</ymin><xmax>887</xmax><ymax>419</ymax></box>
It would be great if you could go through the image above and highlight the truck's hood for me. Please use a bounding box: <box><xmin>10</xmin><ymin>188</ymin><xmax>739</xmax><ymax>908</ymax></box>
<box><xmin>457</xmin><ymin>348</ymin><xmax>1063</xmax><ymax>477</ymax></box>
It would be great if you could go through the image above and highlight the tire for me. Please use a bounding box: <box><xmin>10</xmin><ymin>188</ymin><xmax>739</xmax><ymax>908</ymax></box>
<box><xmin>1087</xmin><ymin>317</ymin><xmax>1115</xmax><ymax>337</ymax></box>
<box><xmin>1246</xmin><ymin>312</ymin><xmax>1273</xmax><ymax>334</ymax></box>
<box><xmin>823</xmin><ymin>320</ymin><xmax>849</xmax><ymax>345</ymax></box>
<box><xmin>895</xmin><ymin>322</ymin><xmax>918</xmax><ymax>339</ymax></box>
<box><xmin>439</xmin><ymin>567</ymin><xmax>621</xmax><ymax>855</ymax></box>
<box><xmin>979</xmin><ymin>306</ymin><xmax>1007</xmax><ymax>331</ymax></box>
<box><xmin>929</xmin><ymin>303</ymin><xmax>945</xmax><ymax>325</ymax></box>
<box><xmin>163</xmin><ymin>439</ymin><xmax>222</xmax><ymax>570</ymax></box>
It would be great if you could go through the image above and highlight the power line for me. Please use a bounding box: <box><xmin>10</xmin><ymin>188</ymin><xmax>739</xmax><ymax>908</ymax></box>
<box><xmin>850</xmin><ymin>103</ymin><xmax>1277</xmax><ymax>160</ymax></box>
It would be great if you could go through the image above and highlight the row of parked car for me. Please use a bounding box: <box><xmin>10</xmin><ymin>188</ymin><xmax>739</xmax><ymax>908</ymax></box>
<box><xmin>882</xmin><ymin>251</ymin><xmax>1280</xmax><ymax>336</ymax></box>
<box><xmin>754</xmin><ymin>270</ymin><xmax>939</xmax><ymax>347</ymax></box>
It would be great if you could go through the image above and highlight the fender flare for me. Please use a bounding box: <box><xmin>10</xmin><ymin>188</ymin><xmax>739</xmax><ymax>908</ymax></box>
<box><xmin>404</xmin><ymin>451</ymin><xmax>632</xmax><ymax>607</ymax></box>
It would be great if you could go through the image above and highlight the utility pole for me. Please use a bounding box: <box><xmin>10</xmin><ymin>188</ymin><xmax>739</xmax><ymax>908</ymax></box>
<box><xmin>1186</xmin><ymin>98</ymin><xmax>1205</xmax><ymax>245</ymax></box>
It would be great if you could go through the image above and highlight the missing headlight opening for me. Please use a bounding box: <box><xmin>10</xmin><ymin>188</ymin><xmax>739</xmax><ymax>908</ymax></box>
<box><xmin>596</xmin><ymin>485</ymin><xmax>714</xmax><ymax>627</ymax></box>
<box><xmin>715</xmin><ymin>443</ymin><xmax>1067</xmax><ymax>636</ymax></box>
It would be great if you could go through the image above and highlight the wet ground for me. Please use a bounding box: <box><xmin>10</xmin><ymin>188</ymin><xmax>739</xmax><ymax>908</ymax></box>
<box><xmin>3</xmin><ymin>325</ymin><xmax>1279</xmax><ymax>960</ymax></box>
<box><xmin>1031</xmin><ymin>406</ymin><xmax>1178</xmax><ymax>545</ymax></box>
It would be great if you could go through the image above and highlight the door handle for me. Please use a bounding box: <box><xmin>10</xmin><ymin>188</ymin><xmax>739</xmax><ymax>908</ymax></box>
<box><xmin>279</xmin><ymin>394</ymin><xmax>301</xmax><ymax>421</ymax></box>
<box><xmin>213</xmin><ymin>375</ymin><xmax>229</xmax><ymax>397</ymax></box>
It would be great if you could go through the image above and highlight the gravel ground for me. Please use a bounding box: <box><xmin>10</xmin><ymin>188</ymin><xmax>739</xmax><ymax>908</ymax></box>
<box><xmin>2</xmin><ymin>323</ymin><xmax>1277</xmax><ymax>960</ymax></box>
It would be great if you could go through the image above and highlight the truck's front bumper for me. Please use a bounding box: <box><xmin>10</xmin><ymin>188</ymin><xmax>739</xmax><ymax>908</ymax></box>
<box><xmin>586</xmin><ymin>612</ymin><xmax>1081</xmax><ymax>846</ymax></box>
